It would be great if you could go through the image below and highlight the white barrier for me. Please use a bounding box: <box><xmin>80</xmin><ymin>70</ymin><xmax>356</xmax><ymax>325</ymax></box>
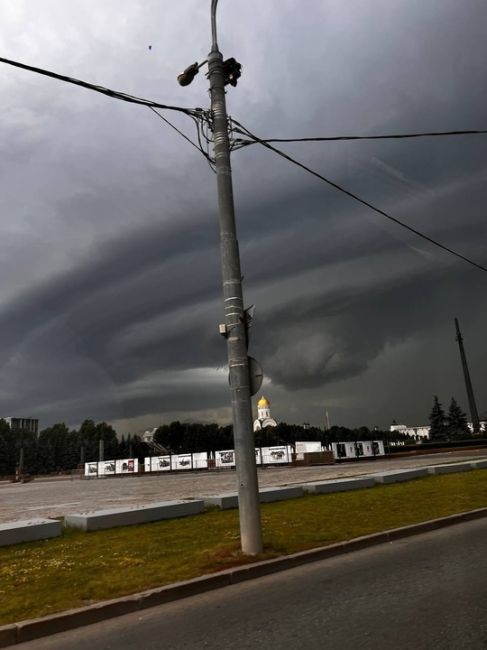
<box><xmin>215</xmin><ymin>449</ymin><xmax>235</xmax><ymax>468</ymax></box>
<box><xmin>261</xmin><ymin>445</ymin><xmax>292</xmax><ymax>465</ymax></box>
<box><xmin>115</xmin><ymin>458</ymin><xmax>138</xmax><ymax>474</ymax></box>
<box><xmin>171</xmin><ymin>454</ymin><xmax>193</xmax><ymax>471</ymax></box>
<box><xmin>144</xmin><ymin>452</ymin><xmax>210</xmax><ymax>472</ymax></box>
<box><xmin>84</xmin><ymin>461</ymin><xmax>98</xmax><ymax>477</ymax></box>
<box><xmin>295</xmin><ymin>441</ymin><xmax>322</xmax><ymax>460</ymax></box>
<box><xmin>332</xmin><ymin>440</ymin><xmax>385</xmax><ymax>460</ymax></box>
<box><xmin>84</xmin><ymin>458</ymin><xmax>138</xmax><ymax>477</ymax></box>
<box><xmin>192</xmin><ymin>452</ymin><xmax>209</xmax><ymax>470</ymax></box>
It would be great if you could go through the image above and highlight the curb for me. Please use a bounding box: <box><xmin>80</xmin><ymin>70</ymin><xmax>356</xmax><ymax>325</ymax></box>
<box><xmin>1</xmin><ymin>506</ymin><xmax>487</xmax><ymax>647</ymax></box>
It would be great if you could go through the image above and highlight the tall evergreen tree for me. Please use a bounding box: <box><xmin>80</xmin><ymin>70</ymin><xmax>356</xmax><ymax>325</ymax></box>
<box><xmin>428</xmin><ymin>395</ymin><xmax>447</xmax><ymax>440</ymax></box>
<box><xmin>446</xmin><ymin>398</ymin><xmax>470</xmax><ymax>439</ymax></box>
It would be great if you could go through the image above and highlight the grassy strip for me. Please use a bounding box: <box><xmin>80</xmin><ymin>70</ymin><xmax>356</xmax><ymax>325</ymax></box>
<box><xmin>0</xmin><ymin>470</ymin><xmax>486</xmax><ymax>625</ymax></box>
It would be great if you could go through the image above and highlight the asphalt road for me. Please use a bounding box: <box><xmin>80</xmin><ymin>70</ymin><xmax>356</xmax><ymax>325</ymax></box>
<box><xmin>16</xmin><ymin>517</ymin><xmax>487</xmax><ymax>650</ymax></box>
<box><xmin>1</xmin><ymin>449</ymin><xmax>486</xmax><ymax>523</ymax></box>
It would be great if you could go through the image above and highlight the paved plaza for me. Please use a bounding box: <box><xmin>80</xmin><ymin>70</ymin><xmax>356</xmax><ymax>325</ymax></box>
<box><xmin>0</xmin><ymin>450</ymin><xmax>486</xmax><ymax>523</ymax></box>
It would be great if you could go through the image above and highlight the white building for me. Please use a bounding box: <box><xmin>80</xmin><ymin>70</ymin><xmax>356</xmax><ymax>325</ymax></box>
<box><xmin>3</xmin><ymin>417</ymin><xmax>39</xmax><ymax>435</ymax></box>
<box><xmin>390</xmin><ymin>419</ymin><xmax>487</xmax><ymax>441</ymax></box>
<box><xmin>390</xmin><ymin>422</ymin><xmax>430</xmax><ymax>441</ymax></box>
<box><xmin>253</xmin><ymin>396</ymin><xmax>277</xmax><ymax>432</ymax></box>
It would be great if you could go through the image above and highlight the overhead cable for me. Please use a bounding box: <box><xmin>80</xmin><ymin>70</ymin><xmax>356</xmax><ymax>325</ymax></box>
<box><xmin>149</xmin><ymin>107</ymin><xmax>215</xmax><ymax>171</ymax></box>
<box><xmin>233</xmin><ymin>128</ymin><xmax>487</xmax><ymax>150</ymax></box>
<box><xmin>0</xmin><ymin>56</ymin><xmax>198</xmax><ymax>116</ymax></box>
<box><xmin>232</xmin><ymin>119</ymin><xmax>487</xmax><ymax>274</ymax></box>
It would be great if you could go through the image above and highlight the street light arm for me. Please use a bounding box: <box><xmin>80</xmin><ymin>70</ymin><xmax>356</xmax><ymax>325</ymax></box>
<box><xmin>211</xmin><ymin>0</ymin><xmax>219</xmax><ymax>51</ymax></box>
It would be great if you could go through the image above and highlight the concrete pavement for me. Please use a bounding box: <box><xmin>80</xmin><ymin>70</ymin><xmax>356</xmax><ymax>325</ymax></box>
<box><xmin>1</xmin><ymin>449</ymin><xmax>486</xmax><ymax>523</ymax></box>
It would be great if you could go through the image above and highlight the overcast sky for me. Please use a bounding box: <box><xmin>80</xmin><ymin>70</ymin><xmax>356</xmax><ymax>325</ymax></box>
<box><xmin>0</xmin><ymin>0</ymin><xmax>486</xmax><ymax>434</ymax></box>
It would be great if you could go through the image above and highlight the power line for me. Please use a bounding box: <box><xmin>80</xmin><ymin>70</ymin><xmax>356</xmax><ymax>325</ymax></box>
<box><xmin>232</xmin><ymin>119</ymin><xmax>487</xmax><ymax>274</ymax></box>
<box><xmin>0</xmin><ymin>56</ymin><xmax>198</xmax><ymax>116</ymax></box>
<box><xmin>232</xmin><ymin>128</ymin><xmax>487</xmax><ymax>150</ymax></box>
<box><xmin>149</xmin><ymin>107</ymin><xmax>214</xmax><ymax>169</ymax></box>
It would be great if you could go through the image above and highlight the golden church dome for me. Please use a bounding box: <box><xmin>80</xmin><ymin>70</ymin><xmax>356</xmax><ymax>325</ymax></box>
<box><xmin>257</xmin><ymin>396</ymin><xmax>270</xmax><ymax>408</ymax></box>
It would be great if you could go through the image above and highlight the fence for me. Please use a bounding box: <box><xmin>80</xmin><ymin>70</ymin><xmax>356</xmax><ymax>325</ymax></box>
<box><xmin>84</xmin><ymin>441</ymin><xmax>385</xmax><ymax>478</ymax></box>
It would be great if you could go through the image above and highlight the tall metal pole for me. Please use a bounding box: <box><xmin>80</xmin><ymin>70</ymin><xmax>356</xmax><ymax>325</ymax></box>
<box><xmin>454</xmin><ymin>317</ymin><xmax>480</xmax><ymax>434</ymax></box>
<box><xmin>18</xmin><ymin>445</ymin><xmax>24</xmax><ymax>477</ymax></box>
<box><xmin>207</xmin><ymin>0</ymin><xmax>263</xmax><ymax>555</ymax></box>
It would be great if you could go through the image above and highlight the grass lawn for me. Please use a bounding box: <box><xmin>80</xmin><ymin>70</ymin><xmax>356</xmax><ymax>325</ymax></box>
<box><xmin>0</xmin><ymin>470</ymin><xmax>486</xmax><ymax>625</ymax></box>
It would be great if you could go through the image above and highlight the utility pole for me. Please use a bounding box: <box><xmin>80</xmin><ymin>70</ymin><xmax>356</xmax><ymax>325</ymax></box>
<box><xmin>99</xmin><ymin>437</ymin><xmax>104</xmax><ymax>463</ymax></box>
<box><xmin>177</xmin><ymin>0</ymin><xmax>262</xmax><ymax>554</ymax></box>
<box><xmin>324</xmin><ymin>409</ymin><xmax>330</xmax><ymax>431</ymax></box>
<box><xmin>454</xmin><ymin>317</ymin><xmax>480</xmax><ymax>434</ymax></box>
<box><xmin>80</xmin><ymin>440</ymin><xmax>85</xmax><ymax>468</ymax></box>
<box><xmin>207</xmin><ymin>2</ymin><xmax>262</xmax><ymax>555</ymax></box>
<box><xmin>18</xmin><ymin>445</ymin><xmax>24</xmax><ymax>478</ymax></box>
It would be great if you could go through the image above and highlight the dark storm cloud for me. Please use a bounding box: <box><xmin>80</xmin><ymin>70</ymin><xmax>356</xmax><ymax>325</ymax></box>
<box><xmin>0</xmin><ymin>0</ymin><xmax>486</xmax><ymax>431</ymax></box>
<box><xmin>254</xmin><ymin>264</ymin><xmax>485</xmax><ymax>390</ymax></box>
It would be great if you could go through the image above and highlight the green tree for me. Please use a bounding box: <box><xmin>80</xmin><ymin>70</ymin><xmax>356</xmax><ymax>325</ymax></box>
<box><xmin>37</xmin><ymin>423</ymin><xmax>77</xmax><ymax>473</ymax></box>
<box><xmin>78</xmin><ymin>420</ymin><xmax>99</xmax><ymax>462</ymax></box>
<box><xmin>429</xmin><ymin>395</ymin><xmax>447</xmax><ymax>440</ymax></box>
<box><xmin>95</xmin><ymin>422</ymin><xmax>119</xmax><ymax>459</ymax></box>
<box><xmin>446</xmin><ymin>398</ymin><xmax>470</xmax><ymax>439</ymax></box>
<box><xmin>0</xmin><ymin>419</ymin><xmax>17</xmax><ymax>476</ymax></box>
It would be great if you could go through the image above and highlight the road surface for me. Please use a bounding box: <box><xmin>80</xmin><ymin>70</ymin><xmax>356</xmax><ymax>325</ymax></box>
<box><xmin>16</xmin><ymin>517</ymin><xmax>487</xmax><ymax>649</ymax></box>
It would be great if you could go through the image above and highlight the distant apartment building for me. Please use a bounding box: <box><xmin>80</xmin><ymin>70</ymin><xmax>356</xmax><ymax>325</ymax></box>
<box><xmin>3</xmin><ymin>417</ymin><xmax>39</xmax><ymax>435</ymax></box>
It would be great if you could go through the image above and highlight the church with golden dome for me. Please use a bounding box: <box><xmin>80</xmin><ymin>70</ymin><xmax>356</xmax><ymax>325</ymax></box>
<box><xmin>253</xmin><ymin>395</ymin><xmax>278</xmax><ymax>432</ymax></box>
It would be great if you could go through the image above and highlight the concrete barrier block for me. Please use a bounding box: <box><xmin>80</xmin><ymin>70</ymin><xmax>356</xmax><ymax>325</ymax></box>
<box><xmin>0</xmin><ymin>624</ymin><xmax>17</xmax><ymax>648</ymax></box>
<box><xmin>374</xmin><ymin>468</ymin><xmax>429</xmax><ymax>484</ymax></box>
<box><xmin>259</xmin><ymin>486</ymin><xmax>304</xmax><ymax>503</ymax></box>
<box><xmin>0</xmin><ymin>518</ymin><xmax>61</xmax><ymax>548</ymax></box>
<box><xmin>204</xmin><ymin>494</ymin><xmax>239</xmax><ymax>510</ymax></box>
<box><xmin>204</xmin><ymin>486</ymin><xmax>304</xmax><ymax>510</ymax></box>
<box><xmin>428</xmin><ymin>463</ymin><xmax>472</xmax><ymax>475</ymax></box>
<box><xmin>303</xmin><ymin>477</ymin><xmax>377</xmax><ymax>494</ymax></box>
<box><xmin>64</xmin><ymin>500</ymin><xmax>204</xmax><ymax>531</ymax></box>
<box><xmin>470</xmin><ymin>459</ymin><xmax>487</xmax><ymax>470</ymax></box>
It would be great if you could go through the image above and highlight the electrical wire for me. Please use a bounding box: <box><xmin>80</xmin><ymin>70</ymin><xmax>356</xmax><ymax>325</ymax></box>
<box><xmin>0</xmin><ymin>56</ymin><xmax>198</xmax><ymax>116</ymax></box>
<box><xmin>149</xmin><ymin>108</ymin><xmax>216</xmax><ymax>172</ymax></box>
<box><xmin>232</xmin><ymin>119</ymin><xmax>487</xmax><ymax>274</ymax></box>
<box><xmin>149</xmin><ymin>107</ymin><xmax>205</xmax><ymax>157</ymax></box>
<box><xmin>4</xmin><ymin>56</ymin><xmax>485</xmax><ymax>271</ymax></box>
<box><xmin>232</xmin><ymin>128</ymin><xmax>487</xmax><ymax>150</ymax></box>
<box><xmin>194</xmin><ymin>111</ymin><xmax>216</xmax><ymax>172</ymax></box>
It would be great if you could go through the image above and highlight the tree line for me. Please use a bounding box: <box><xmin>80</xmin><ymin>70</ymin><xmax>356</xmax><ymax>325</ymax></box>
<box><xmin>3</xmin><ymin>400</ymin><xmax>473</xmax><ymax>478</ymax></box>
<box><xmin>153</xmin><ymin>421</ymin><xmax>400</xmax><ymax>452</ymax></box>
<box><xmin>0</xmin><ymin>418</ymin><xmax>403</xmax><ymax>477</ymax></box>
<box><xmin>0</xmin><ymin>419</ymin><xmax>146</xmax><ymax>477</ymax></box>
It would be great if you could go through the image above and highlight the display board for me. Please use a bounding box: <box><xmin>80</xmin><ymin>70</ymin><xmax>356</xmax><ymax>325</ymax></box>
<box><xmin>260</xmin><ymin>446</ymin><xmax>292</xmax><ymax>464</ymax></box>
<box><xmin>295</xmin><ymin>441</ymin><xmax>322</xmax><ymax>460</ymax></box>
<box><xmin>215</xmin><ymin>449</ymin><xmax>236</xmax><ymax>468</ymax></box>
<box><xmin>84</xmin><ymin>462</ymin><xmax>98</xmax><ymax>477</ymax></box>
<box><xmin>150</xmin><ymin>455</ymin><xmax>171</xmax><ymax>472</ymax></box>
<box><xmin>115</xmin><ymin>458</ymin><xmax>138</xmax><ymax>474</ymax></box>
